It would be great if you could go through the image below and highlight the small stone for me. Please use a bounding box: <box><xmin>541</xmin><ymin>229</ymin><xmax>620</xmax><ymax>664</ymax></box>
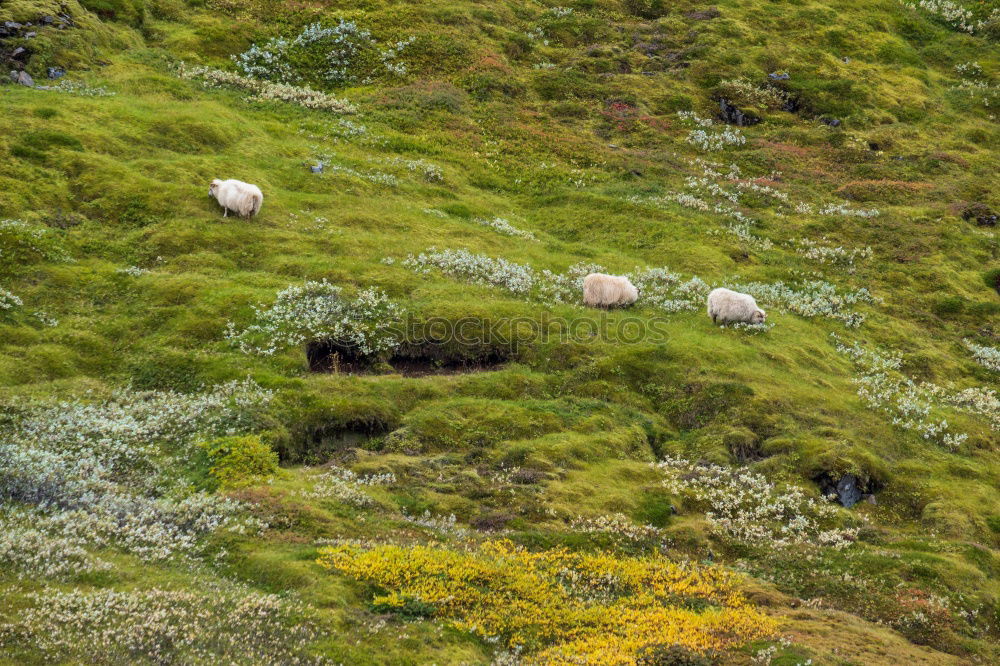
<box><xmin>843</xmin><ymin>56</ymin><xmax>851</xmax><ymax>63</ymax></box>
<box><xmin>41</xmin><ymin>16</ymin><xmax>55</xmax><ymax>25</ymax></box>
<box><xmin>820</xmin><ymin>117</ymin><xmax>841</xmax><ymax>127</ymax></box>
<box><xmin>769</xmin><ymin>71</ymin><xmax>790</xmax><ymax>81</ymax></box>
<box><xmin>24</xmin><ymin>31</ymin><xmax>37</xmax><ymax>38</ymax></box>
<box><xmin>11</xmin><ymin>70</ymin><xmax>34</xmax><ymax>87</ymax></box>
<box><xmin>4</xmin><ymin>21</ymin><xmax>23</xmax><ymax>31</ymax></box>
<box><xmin>309</xmin><ymin>165</ymin><xmax>323</xmax><ymax>173</ymax></box>
<box><xmin>11</xmin><ymin>47</ymin><xmax>27</xmax><ymax>59</ymax></box>
<box><xmin>47</xmin><ymin>67</ymin><xmax>65</xmax><ymax>80</ymax></box>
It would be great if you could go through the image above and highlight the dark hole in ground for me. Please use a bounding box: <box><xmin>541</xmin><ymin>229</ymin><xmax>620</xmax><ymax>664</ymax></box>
<box><xmin>307</xmin><ymin>338</ymin><xmax>517</xmax><ymax>376</ymax></box>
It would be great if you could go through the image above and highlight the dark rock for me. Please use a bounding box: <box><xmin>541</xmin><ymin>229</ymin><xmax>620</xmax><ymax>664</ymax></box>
<box><xmin>769</xmin><ymin>71</ymin><xmax>790</xmax><ymax>81</ymax></box>
<box><xmin>718</xmin><ymin>98</ymin><xmax>760</xmax><ymax>126</ymax></box>
<box><xmin>961</xmin><ymin>202</ymin><xmax>997</xmax><ymax>227</ymax></box>
<box><xmin>11</xmin><ymin>46</ymin><xmax>27</xmax><ymax>59</ymax></box>
<box><xmin>818</xmin><ymin>473</ymin><xmax>866</xmax><ymax>508</ymax></box>
<box><xmin>10</xmin><ymin>70</ymin><xmax>34</xmax><ymax>87</ymax></box>
<box><xmin>41</xmin><ymin>16</ymin><xmax>55</xmax><ymax>25</ymax></box>
<box><xmin>843</xmin><ymin>56</ymin><xmax>851</xmax><ymax>63</ymax></box>
<box><xmin>3</xmin><ymin>21</ymin><xmax>23</xmax><ymax>32</ymax></box>
<box><xmin>309</xmin><ymin>165</ymin><xmax>323</xmax><ymax>173</ymax></box>
<box><xmin>820</xmin><ymin>117</ymin><xmax>841</xmax><ymax>127</ymax></box>
<box><xmin>47</xmin><ymin>67</ymin><xmax>65</xmax><ymax>79</ymax></box>
<box><xmin>868</xmin><ymin>141</ymin><xmax>880</xmax><ymax>151</ymax></box>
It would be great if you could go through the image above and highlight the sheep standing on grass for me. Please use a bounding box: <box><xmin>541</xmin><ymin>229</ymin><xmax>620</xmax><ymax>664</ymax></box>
<box><xmin>583</xmin><ymin>273</ymin><xmax>639</xmax><ymax>308</ymax></box>
<box><xmin>209</xmin><ymin>179</ymin><xmax>263</xmax><ymax>218</ymax></box>
<box><xmin>707</xmin><ymin>287</ymin><xmax>766</xmax><ymax>325</ymax></box>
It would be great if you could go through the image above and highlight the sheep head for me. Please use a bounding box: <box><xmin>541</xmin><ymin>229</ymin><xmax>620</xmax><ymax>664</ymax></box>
<box><xmin>751</xmin><ymin>309</ymin><xmax>767</xmax><ymax>324</ymax></box>
<box><xmin>208</xmin><ymin>179</ymin><xmax>222</xmax><ymax>198</ymax></box>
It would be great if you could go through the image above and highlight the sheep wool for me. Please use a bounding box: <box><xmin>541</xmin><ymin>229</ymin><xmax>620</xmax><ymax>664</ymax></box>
<box><xmin>209</xmin><ymin>179</ymin><xmax>263</xmax><ymax>218</ymax></box>
<box><xmin>707</xmin><ymin>287</ymin><xmax>766</xmax><ymax>325</ymax></box>
<box><xmin>583</xmin><ymin>273</ymin><xmax>639</xmax><ymax>308</ymax></box>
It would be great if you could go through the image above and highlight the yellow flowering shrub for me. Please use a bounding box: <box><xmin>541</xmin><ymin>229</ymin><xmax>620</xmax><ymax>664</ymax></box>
<box><xmin>317</xmin><ymin>540</ymin><xmax>778</xmax><ymax>664</ymax></box>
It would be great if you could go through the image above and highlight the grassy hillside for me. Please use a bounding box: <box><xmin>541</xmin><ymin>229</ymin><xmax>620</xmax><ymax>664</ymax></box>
<box><xmin>1</xmin><ymin>0</ymin><xmax>999</xmax><ymax>663</ymax></box>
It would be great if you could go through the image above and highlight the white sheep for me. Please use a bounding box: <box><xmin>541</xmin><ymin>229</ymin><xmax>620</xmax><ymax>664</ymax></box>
<box><xmin>707</xmin><ymin>287</ymin><xmax>766</xmax><ymax>325</ymax></box>
<box><xmin>208</xmin><ymin>179</ymin><xmax>263</xmax><ymax>218</ymax></box>
<box><xmin>583</xmin><ymin>273</ymin><xmax>639</xmax><ymax>308</ymax></box>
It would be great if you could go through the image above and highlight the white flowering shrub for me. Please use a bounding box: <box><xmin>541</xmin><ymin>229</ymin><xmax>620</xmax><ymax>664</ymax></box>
<box><xmin>36</xmin><ymin>79</ymin><xmax>116</xmax><ymax>97</ymax></box>
<box><xmin>964</xmin><ymin>339</ymin><xmax>1000</xmax><ymax>371</ymax></box>
<box><xmin>303</xmin><ymin>466</ymin><xmax>396</xmax><ymax>507</ymax></box>
<box><xmin>116</xmin><ymin>265</ymin><xmax>149</xmax><ymax>277</ymax></box>
<box><xmin>0</xmin><ymin>509</ymin><xmax>111</xmax><ymax>578</ymax></box>
<box><xmin>474</xmin><ymin>216</ymin><xmax>537</xmax><ymax>240</ymax></box>
<box><xmin>678</xmin><ymin>112</ymin><xmax>747</xmax><ymax>151</ymax></box>
<box><xmin>0</xmin><ymin>219</ymin><xmax>71</xmax><ymax>267</ymax></box>
<box><xmin>729</xmin><ymin>279</ymin><xmax>878</xmax><ymax>328</ymax></box>
<box><xmin>792</xmin><ymin>238</ymin><xmax>873</xmax><ymax>267</ymax></box>
<box><xmin>653</xmin><ymin>457</ymin><xmax>858</xmax><ymax>549</ymax></box>
<box><xmin>724</xmin><ymin>321</ymin><xmax>776</xmax><ymax>334</ymax></box>
<box><xmin>233</xmin><ymin>20</ymin><xmax>415</xmax><ymax>88</ymax></box>
<box><xmin>316</xmin><ymin>160</ymin><xmax>398</xmax><ymax>186</ymax></box>
<box><xmin>0</xmin><ymin>286</ymin><xmax>21</xmax><ymax>312</ymax></box>
<box><xmin>0</xmin><ymin>381</ymin><xmax>273</xmax><ymax>570</ymax></box>
<box><xmin>382</xmin><ymin>157</ymin><xmax>444</xmax><ymax>182</ymax></box>
<box><xmin>901</xmin><ymin>0</ymin><xmax>1000</xmax><ymax>34</ymax></box>
<box><xmin>177</xmin><ymin>64</ymin><xmax>355</xmax><ymax>113</ymax></box>
<box><xmin>401</xmin><ymin>510</ymin><xmax>468</xmax><ymax>536</ymax></box>
<box><xmin>569</xmin><ymin>513</ymin><xmax>663</xmax><ymax>543</ymax></box>
<box><xmin>401</xmin><ymin>248</ymin><xmax>537</xmax><ymax>295</ymax></box>
<box><xmin>832</xmin><ymin>336</ymin><xmax>996</xmax><ymax>449</ymax></box>
<box><xmin>226</xmin><ymin>280</ymin><xmax>403</xmax><ymax>358</ymax></box>
<box><xmin>818</xmin><ymin>202</ymin><xmax>880</xmax><ymax>218</ymax></box>
<box><xmin>0</xmin><ymin>586</ymin><xmax>324</xmax><ymax>664</ymax></box>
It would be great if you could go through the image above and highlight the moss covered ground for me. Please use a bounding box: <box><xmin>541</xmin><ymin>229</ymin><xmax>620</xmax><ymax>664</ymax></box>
<box><xmin>1</xmin><ymin>0</ymin><xmax>999</xmax><ymax>663</ymax></box>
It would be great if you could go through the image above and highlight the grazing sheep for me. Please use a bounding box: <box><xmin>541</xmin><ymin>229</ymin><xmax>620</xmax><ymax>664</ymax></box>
<box><xmin>208</xmin><ymin>179</ymin><xmax>263</xmax><ymax>218</ymax></box>
<box><xmin>707</xmin><ymin>287</ymin><xmax>766</xmax><ymax>325</ymax></box>
<box><xmin>583</xmin><ymin>273</ymin><xmax>639</xmax><ymax>308</ymax></box>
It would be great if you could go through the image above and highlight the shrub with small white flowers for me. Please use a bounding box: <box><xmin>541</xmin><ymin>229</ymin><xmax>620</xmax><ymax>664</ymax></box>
<box><xmin>0</xmin><ymin>380</ymin><xmax>273</xmax><ymax>571</ymax></box>
<box><xmin>0</xmin><ymin>586</ymin><xmax>324</xmax><ymax>664</ymax></box>
<box><xmin>303</xmin><ymin>466</ymin><xmax>396</xmax><ymax>507</ymax></box>
<box><xmin>964</xmin><ymin>339</ymin><xmax>1000</xmax><ymax>372</ymax></box>
<box><xmin>678</xmin><ymin>112</ymin><xmax>747</xmax><ymax>151</ymax></box>
<box><xmin>233</xmin><ymin>20</ymin><xmax>415</xmax><ymax>88</ymax></box>
<box><xmin>901</xmin><ymin>0</ymin><xmax>1000</xmax><ymax>34</ymax></box>
<box><xmin>0</xmin><ymin>218</ymin><xmax>71</xmax><ymax>267</ymax></box>
<box><xmin>400</xmin><ymin>248</ymin><xmax>537</xmax><ymax>295</ymax></box>
<box><xmin>0</xmin><ymin>287</ymin><xmax>21</xmax><ymax>312</ymax></box>
<box><xmin>382</xmin><ymin>157</ymin><xmax>444</xmax><ymax>182</ymax></box>
<box><xmin>176</xmin><ymin>64</ymin><xmax>356</xmax><ymax>113</ymax></box>
<box><xmin>474</xmin><ymin>216</ymin><xmax>537</xmax><ymax>240</ymax></box>
<box><xmin>832</xmin><ymin>335</ymin><xmax>993</xmax><ymax>449</ymax></box>
<box><xmin>569</xmin><ymin>513</ymin><xmax>664</xmax><ymax>543</ymax></box>
<box><xmin>792</xmin><ymin>238</ymin><xmax>873</xmax><ymax>268</ymax></box>
<box><xmin>225</xmin><ymin>280</ymin><xmax>403</xmax><ymax>358</ymax></box>
<box><xmin>729</xmin><ymin>279</ymin><xmax>878</xmax><ymax>328</ymax></box>
<box><xmin>653</xmin><ymin>456</ymin><xmax>858</xmax><ymax>550</ymax></box>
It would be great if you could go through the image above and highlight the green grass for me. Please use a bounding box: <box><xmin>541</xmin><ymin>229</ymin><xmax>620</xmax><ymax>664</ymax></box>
<box><xmin>1</xmin><ymin>0</ymin><xmax>999</xmax><ymax>663</ymax></box>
